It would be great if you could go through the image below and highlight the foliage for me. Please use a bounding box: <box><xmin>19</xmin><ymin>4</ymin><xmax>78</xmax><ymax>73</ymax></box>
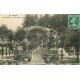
<box><xmin>0</xmin><ymin>24</ymin><xmax>14</xmax><ymax>41</ymax></box>
<box><xmin>38</xmin><ymin>14</ymin><xmax>51</xmax><ymax>28</ymax></box>
<box><xmin>22</xmin><ymin>15</ymin><xmax>38</xmax><ymax>27</ymax></box>
<box><xmin>64</xmin><ymin>29</ymin><xmax>79</xmax><ymax>51</ymax></box>
<box><xmin>15</xmin><ymin>27</ymin><xmax>26</xmax><ymax>42</ymax></box>
<box><xmin>0</xmin><ymin>25</ymin><xmax>9</xmax><ymax>39</ymax></box>
<box><xmin>50</xmin><ymin>14</ymin><xmax>68</xmax><ymax>34</ymax></box>
<box><xmin>7</xmin><ymin>29</ymin><xmax>14</xmax><ymax>42</ymax></box>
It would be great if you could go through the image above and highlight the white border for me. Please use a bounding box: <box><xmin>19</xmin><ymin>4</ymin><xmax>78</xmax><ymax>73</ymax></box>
<box><xmin>0</xmin><ymin>0</ymin><xmax>80</xmax><ymax>80</ymax></box>
<box><xmin>0</xmin><ymin>0</ymin><xmax>80</xmax><ymax>14</ymax></box>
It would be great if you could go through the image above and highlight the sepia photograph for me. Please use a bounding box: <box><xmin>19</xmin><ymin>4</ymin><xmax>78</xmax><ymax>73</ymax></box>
<box><xmin>0</xmin><ymin>14</ymin><xmax>80</xmax><ymax>65</ymax></box>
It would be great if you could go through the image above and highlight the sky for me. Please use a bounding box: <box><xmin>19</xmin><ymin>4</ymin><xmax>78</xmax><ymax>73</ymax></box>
<box><xmin>0</xmin><ymin>14</ymin><xmax>25</xmax><ymax>31</ymax></box>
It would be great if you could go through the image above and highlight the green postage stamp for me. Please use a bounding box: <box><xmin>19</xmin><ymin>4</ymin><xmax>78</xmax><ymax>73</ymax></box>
<box><xmin>68</xmin><ymin>15</ymin><xmax>80</xmax><ymax>29</ymax></box>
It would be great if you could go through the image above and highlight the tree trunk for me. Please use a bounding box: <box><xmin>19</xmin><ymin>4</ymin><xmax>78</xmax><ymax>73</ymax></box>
<box><xmin>2</xmin><ymin>45</ymin><xmax>4</xmax><ymax>59</ymax></box>
<box><xmin>76</xmin><ymin>48</ymin><xmax>79</xmax><ymax>63</ymax></box>
<box><xmin>6</xmin><ymin>46</ymin><xmax>7</xmax><ymax>58</ymax></box>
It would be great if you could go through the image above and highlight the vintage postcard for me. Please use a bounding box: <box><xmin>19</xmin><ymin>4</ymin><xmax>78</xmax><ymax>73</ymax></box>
<box><xmin>0</xmin><ymin>14</ymin><xmax>80</xmax><ymax>65</ymax></box>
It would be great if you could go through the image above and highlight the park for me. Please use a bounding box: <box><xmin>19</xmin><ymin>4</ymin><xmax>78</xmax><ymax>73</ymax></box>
<box><xmin>0</xmin><ymin>14</ymin><xmax>80</xmax><ymax>65</ymax></box>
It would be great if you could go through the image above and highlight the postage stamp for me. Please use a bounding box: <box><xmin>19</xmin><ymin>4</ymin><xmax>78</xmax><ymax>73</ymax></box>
<box><xmin>68</xmin><ymin>15</ymin><xmax>79</xmax><ymax>29</ymax></box>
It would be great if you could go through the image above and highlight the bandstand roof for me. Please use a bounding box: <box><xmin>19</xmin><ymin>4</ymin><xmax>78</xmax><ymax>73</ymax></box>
<box><xmin>23</xmin><ymin>26</ymin><xmax>58</xmax><ymax>34</ymax></box>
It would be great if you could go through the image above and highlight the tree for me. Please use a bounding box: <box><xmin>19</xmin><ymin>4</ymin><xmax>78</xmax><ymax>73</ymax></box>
<box><xmin>50</xmin><ymin>14</ymin><xmax>68</xmax><ymax>34</ymax></box>
<box><xmin>0</xmin><ymin>24</ymin><xmax>14</xmax><ymax>42</ymax></box>
<box><xmin>0</xmin><ymin>24</ymin><xmax>10</xmax><ymax>40</ymax></box>
<box><xmin>49</xmin><ymin>14</ymin><xmax>68</xmax><ymax>48</ymax></box>
<box><xmin>7</xmin><ymin>29</ymin><xmax>14</xmax><ymax>42</ymax></box>
<box><xmin>22</xmin><ymin>15</ymin><xmax>38</xmax><ymax>28</ymax></box>
<box><xmin>38</xmin><ymin>14</ymin><xmax>51</xmax><ymax>28</ymax></box>
<box><xmin>15</xmin><ymin>27</ymin><xmax>26</xmax><ymax>42</ymax></box>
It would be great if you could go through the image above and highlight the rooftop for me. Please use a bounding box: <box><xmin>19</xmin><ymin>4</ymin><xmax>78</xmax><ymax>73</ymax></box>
<box><xmin>23</xmin><ymin>26</ymin><xmax>58</xmax><ymax>34</ymax></box>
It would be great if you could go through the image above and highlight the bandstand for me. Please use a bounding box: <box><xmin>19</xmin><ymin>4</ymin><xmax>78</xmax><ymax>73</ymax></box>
<box><xmin>23</xmin><ymin>26</ymin><xmax>58</xmax><ymax>50</ymax></box>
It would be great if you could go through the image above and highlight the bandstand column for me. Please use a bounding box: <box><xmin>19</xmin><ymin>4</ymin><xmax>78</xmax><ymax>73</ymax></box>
<box><xmin>25</xmin><ymin>31</ymin><xmax>29</xmax><ymax>54</ymax></box>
